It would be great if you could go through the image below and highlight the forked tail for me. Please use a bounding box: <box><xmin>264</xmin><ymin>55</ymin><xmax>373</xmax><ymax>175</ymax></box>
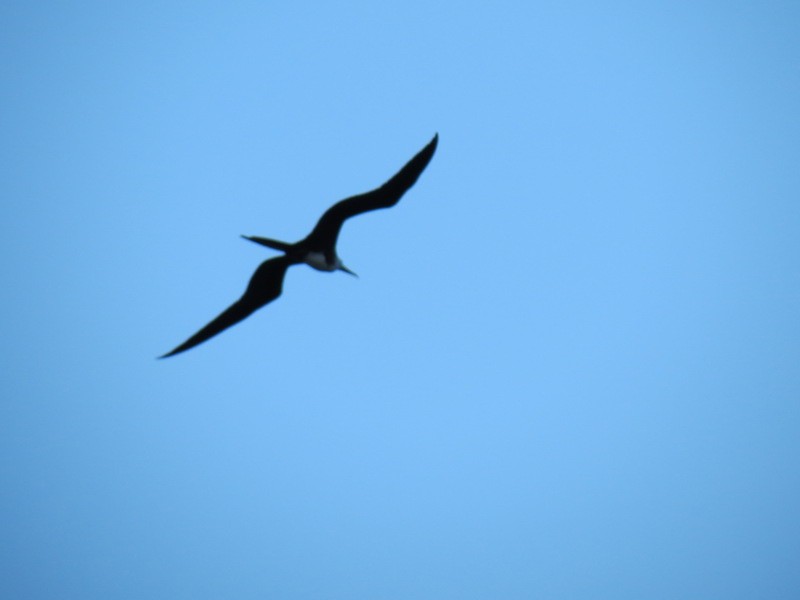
<box><xmin>241</xmin><ymin>235</ymin><xmax>294</xmax><ymax>253</ymax></box>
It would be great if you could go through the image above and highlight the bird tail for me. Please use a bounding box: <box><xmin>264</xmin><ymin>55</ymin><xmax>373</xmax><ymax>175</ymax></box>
<box><xmin>241</xmin><ymin>235</ymin><xmax>294</xmax><ymax>253</ymax></box>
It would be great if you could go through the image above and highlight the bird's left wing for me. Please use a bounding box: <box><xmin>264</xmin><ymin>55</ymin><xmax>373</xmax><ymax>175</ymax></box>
<box><xmin>159</xmin><ymin>256</ymin><xmax>293</xmax><ymax>358</ymax></box>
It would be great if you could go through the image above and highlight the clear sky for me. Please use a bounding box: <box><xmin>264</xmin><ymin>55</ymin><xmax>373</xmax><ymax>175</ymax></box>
<box><xmin>2</xmin><ymin>1</ymin><xmax>799</xmax><ymax>598</ymax></box>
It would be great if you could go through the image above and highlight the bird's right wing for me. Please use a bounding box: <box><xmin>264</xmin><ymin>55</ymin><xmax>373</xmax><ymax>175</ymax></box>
<box><xmin>159</xmin><ymin>256</ymin><xmax>293</xmax><ymax>358</ymax></box>
<box><xmin>303</xmin><ymin>134</ymin><xmax>438</xmax><ymax>252</ymax></box>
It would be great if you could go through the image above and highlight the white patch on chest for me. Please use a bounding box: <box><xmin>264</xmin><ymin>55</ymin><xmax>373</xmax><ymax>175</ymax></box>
<box><xmin>305</xmin><ymin>251</ymin><xmax>338</xmax><ymax>272</ymax></box>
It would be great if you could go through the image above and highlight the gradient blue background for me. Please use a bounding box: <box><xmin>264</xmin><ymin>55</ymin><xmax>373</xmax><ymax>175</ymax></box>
<box><xmin>2</xmin><ymin>2</ymin><xmax>799</xmax><ymax>598</ymax></box>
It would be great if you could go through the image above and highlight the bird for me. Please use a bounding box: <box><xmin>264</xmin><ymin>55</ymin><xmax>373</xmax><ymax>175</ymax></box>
<box><xmin>159</xmin><ymin>133</ymin><xmax>438</xmax><ymax>358</ymax></box>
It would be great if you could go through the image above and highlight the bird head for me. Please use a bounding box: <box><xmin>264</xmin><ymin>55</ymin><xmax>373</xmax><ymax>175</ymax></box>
<box><xmin>339</xmin><ymin>263</ymin><xmax>358</xmax><ymax>277</ymax></box>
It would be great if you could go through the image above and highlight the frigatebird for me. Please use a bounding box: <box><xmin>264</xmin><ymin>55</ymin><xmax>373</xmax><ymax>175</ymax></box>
<box><xmin>160</xmin><ymin>134</ymin><xmax>438</xmax><ymax>358</ymax></box>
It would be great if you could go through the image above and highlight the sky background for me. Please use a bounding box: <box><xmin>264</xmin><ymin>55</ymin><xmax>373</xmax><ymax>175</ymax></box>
<box><xmin>2</xmin><ymin>1</ymin><xmax>799</xmax><ymax>598</ymax></box>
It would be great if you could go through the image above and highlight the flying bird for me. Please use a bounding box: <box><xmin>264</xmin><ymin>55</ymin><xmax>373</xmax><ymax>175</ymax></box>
<box><xmin>160</xmin><ymin>134</ymin><xmax>438</xmax><ymax>358</ymax></box>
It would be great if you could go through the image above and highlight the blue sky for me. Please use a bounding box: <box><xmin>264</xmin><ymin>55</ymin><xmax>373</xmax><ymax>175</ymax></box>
<box><xmin>2</xmin><ymin>1</ymin><xmax>799</xmax><ymax>598</ymax></box>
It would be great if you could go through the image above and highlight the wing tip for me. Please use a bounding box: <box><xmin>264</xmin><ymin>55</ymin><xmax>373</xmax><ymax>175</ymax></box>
<box><xmin>419</xmin><ymin>133</ymin><xmax>438</xmax><ymax>162</ymax></box>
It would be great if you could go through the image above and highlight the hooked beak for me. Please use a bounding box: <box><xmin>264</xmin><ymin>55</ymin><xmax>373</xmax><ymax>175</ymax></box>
<box><xmin>340</xmin><ymin>264</ymin><xmax>358</xmax><ymax>278</ymax></box>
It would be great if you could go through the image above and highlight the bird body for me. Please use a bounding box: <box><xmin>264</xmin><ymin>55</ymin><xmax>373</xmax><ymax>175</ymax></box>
<box><xmin>303</xmin><ymin>251</ymin><xmax>341</xmax><ymax>272</ymax></box>
<box><xmin>160</xmin><ymin>133</ymin><xmax>438</xmax><ymax>358</ymax></box>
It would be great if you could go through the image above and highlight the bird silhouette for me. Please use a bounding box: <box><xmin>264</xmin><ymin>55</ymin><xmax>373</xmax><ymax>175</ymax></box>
<box><xmin>160</xmin><ymin>134</ymin><xmax>438</xmax><ymax>358</ymax></box>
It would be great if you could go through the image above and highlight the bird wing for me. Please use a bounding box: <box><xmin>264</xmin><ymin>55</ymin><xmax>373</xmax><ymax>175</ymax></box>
<box><xmin>302</xmin><ymin>134</ymin><xmax>438</xmax><ymax>253</ymax></box>
<box><xmin>159</xmin><ymin>256</ymin><xmax>293</xmax><ymax>358</ymax></box>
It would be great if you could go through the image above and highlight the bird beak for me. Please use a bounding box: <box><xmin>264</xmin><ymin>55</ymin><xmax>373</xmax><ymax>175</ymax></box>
<box><xmin>340</xmin><ymin>265</ymin><xmax>358</xmax><ymax>278</ymax></box>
